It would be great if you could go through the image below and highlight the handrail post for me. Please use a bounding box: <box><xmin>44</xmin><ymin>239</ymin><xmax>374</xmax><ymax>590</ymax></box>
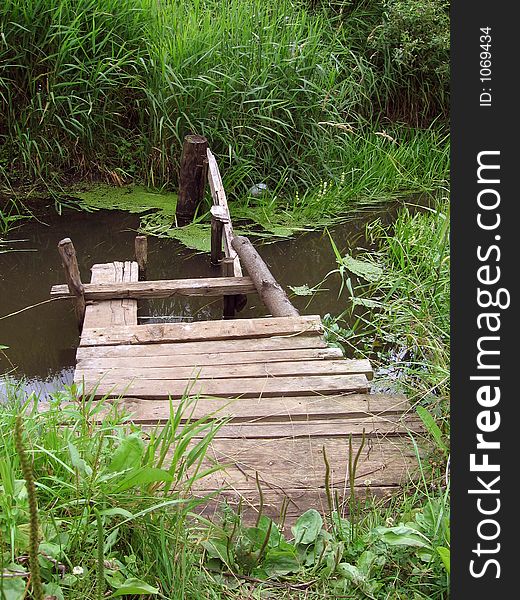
<box><xmin>221</xmin><ymin>257</ymin><xmax>236</xmax><ymax>319</ymax></box>
<box><xmin>210</xmin><ymin>206</ymin><xmax>225</xmax><ymax>267</ymax></box>
<box><xmin>58</xmin><ymin>238</ymin><xmax>85</xmax><ymax>330</ymax></box>
<box><xmin>134</xmin><ymin>235</ymin><xmax>148</xmax><ymax>279</ymax></box>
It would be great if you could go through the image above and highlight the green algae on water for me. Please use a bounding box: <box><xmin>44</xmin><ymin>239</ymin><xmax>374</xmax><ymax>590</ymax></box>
<box><xmin>73</xmin><ymin>185</ymin><xmax>178</xmax><ymax>215</ymax></box>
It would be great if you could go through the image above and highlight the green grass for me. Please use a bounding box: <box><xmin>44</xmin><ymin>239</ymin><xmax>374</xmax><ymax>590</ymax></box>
<box><xmin>0</xmin><ymin>386</ymin><xmax>226</xmax><ymax>599</ymax></box>
<box><xmin>0</xmin><ymin>0</ymin><xmax>449</xmax><ymax>210</ymax></box>
<box><xmin>1</xmin><ymin>387</ymin><xmax>449</xmax><ymax>599</ymax></box>
<box><xmin>326</xmin><ymin>197</ymin><xmax>450</xmax><ymax>410</ymax></box>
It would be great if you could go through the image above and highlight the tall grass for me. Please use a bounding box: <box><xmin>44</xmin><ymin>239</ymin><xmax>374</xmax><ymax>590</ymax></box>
<box><xmin>0</xmin><ymin>388</ymin><xmax>225</xmax><ymax>598</ymax></box>
<box><xmin>327</xmin><ymin>197</ymin><xmax>450</xmax><ymax>412</ymax></box>
<box><xmin>0</xmin><ymin>0</ymin><xmax>448</xmax><ymax>200</ymax></box>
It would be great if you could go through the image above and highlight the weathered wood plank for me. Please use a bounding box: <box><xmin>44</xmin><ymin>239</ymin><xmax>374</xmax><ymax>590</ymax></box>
<box><xmin>82</xmin><ymin>262</ymin><xmax>138</xmax><ymax>329</ymax></box>
<box><xmin>76</xmin><ymin>347</ymin><xmax>344</xmax><ymax>368</ymax></box>
<box><xmin>76</xmin><ymin>333</ymin><xmax>329</xmax><ymax>359</ymax></box>
<box><xmin>75</xmin><ymin>359</ymin><xmax>373</xmax><ymax>382</ymax></box>
<box><xmin>51</xmin><ymin>276</ymin><xmax>256</xmax><ymax>300</ymax></box>
<box><xmin>140</xmin><ymin>416</ymin><xmax>423</xmax><ymax>439</ymax></box>
<box><xmin>185</xmin><ymin>436</ymin><xmax>419</xmax><ymax>491</ymax></box>
<box><xmin>44</xmin><ymin>393</ymin><xmax>412</xmax><ymax>424</ymax></box>
<box><xmin>79</xmin><ymin>315</ymin><xmax>323</xmax><ymax>346</ymax></box>
<box><xmin>75</xmin><ymin>374</ymin><xmax>370</xmax><ymax>398</ymax></box>
<box><xmin>206</xmin><ymin>148</ymin><xmax>242</xmax><ymax>277</ymax></box>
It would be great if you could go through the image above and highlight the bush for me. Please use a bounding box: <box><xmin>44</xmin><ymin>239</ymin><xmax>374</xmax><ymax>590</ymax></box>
<box><xmin>367</xmin><ymin>0</ymin><xmax>449</xmax><ymax>122</ymax></box>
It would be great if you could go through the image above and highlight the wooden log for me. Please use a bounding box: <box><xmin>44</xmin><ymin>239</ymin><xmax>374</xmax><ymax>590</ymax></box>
<box><xmin>176</xmin><ymin>135</ymin><xmax>208</xmax><ymax>224</ymax></box>
<box><xmin>231</xmin><ymin>235</ymin><xmax>299</xmax><ymax>317</ymax></box>
<box><xmin>57</xmin><ymin>238</ymin><xmax>85</xmax><ymax>329</ymax></box>
<box><xmin>134</xmin><ymin>236</ymin><xmax>148</xmax><ymax>278</ymax></box>
<box><xmin>51</xmin><ymin>276</ymin><xmax>257</xmax><ymax>300</ymax></box>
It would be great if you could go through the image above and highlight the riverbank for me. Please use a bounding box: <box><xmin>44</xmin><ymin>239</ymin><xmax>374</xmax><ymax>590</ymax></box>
<box><xmin>1</xmin><ymin>0</ymin><xmax>448</xmax><ymax>226</ymax></box>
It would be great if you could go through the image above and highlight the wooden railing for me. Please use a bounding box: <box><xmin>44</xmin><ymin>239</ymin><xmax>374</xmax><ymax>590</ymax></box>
<box><xmin>53</xmin><ymin>136</ymin><xmax>298</xmax><ymax>329</ymax></box>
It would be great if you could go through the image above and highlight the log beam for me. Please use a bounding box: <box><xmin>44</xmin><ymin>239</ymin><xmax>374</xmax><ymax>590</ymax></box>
<box><xmin>231</xmin><ymin>236</ymin><xmax>299</xmax><ymax>317</ymax></box>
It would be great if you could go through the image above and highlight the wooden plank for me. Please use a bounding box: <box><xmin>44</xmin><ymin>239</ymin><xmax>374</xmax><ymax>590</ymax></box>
<box><xmin>79</xmin><ymin>315</ymin><xmax>323</xmax><ymax>346</ymax></box>
<box><xmin>206</xmin><ymin>148</ymin><xmax>242</xmax><ymax>277</ymax></box>
<box><xmin>48</xmin><ymin>393</ymin><xmax>412</xmax><ymax>424</ymax></box>
<box><xmin>211</xmin><ymin>416</ymin><xmax>423</xmax><ymax>438</ymax></box>
<box><xmin>82</xmin><ymin>262</ymin><xmax>138</xmax><ymax>329</ymax></box>
<box><xmin>76</xmin><ymin>347</ymin><xmax>344</xmax><ymax>368</ymax></box>
<box><xmin>185</xmin><ymin>436</ymin><xmax>419</xmax><ymax>491</ymax></box>
<box><xmin>75</xmin><ymin>374</ymin><xmax>370</xmax><ymax>398</ymax></box>
<box><xmin>76</xmin><ymin>334</ymin><xmax>329</xmax><ymax>359</ymax></box>
<box><xmin>141</xmin><ymin>416</ymin><xmax>423</xmax><ymax>439</ymax></box>
<box><xmin>75</xmin><ymin>359</ymin><xmax>373</xmax><ymax>382</ymax></box>
<box><xmin>51</xmin><ymin>276</ymin><xmax>256</xmax><ymax>300</ymax></box>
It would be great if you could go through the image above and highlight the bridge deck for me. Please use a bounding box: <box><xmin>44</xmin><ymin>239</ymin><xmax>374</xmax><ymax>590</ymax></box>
<box><xmin>70</xmin><ymin>260</ymin><xmax>422</xmax><ymax>524</ymax></box>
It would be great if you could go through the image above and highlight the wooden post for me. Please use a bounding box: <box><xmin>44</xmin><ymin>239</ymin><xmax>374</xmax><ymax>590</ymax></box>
<box><xmin>221</xmin><ymin>258</ymin><xmax>236</xmax><ymax>319</ymax></box>
<box><xmin>231</xmin><ymin>236</ymin><xmax>299</xmax><ymax>318</ymax></box>
<box><xmin>57</xmin><ymin>238</ymin><xmax>85</xmax><ymax>329</ymax></box>
<box><xmin>210</xmin><ymin>205</ymin><xmax>228</xmax><ymax>267</ymax></box>
<box><xmin>135</xmin><ymin>235</ymin><xmax>148</xmax><ymax>279</ymax></box>
<box><xmin>211</xmin><ymin>217</ymin><xmax>224</xmax><ymax>267</ymax></box>
<box><xmin>176</xmin><ymin>134</ymin><xmax>208</xmax><ymax>225</ymax></box>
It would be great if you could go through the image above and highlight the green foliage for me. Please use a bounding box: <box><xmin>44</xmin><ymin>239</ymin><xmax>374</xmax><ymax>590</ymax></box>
<box><xmin>326</xmin><ymin>197</ymin><xmax>450</xmax><ymax>409</ymax></box>
<box><xmin>0</xmin><ymin>389</ymin><xmax>225</xmax><ymax>599</ymax></box>
<box><xmin>0</xmin><ymin>0</ymin><xmax>449</xmax><ymax>198</ymax></box>
<box><xmin>368</xmin><ymin>0</ymin><xmax>450</xmax><ymax>122</ymax></box>
<box><xmin>202</xmin><ymin>498</ymin><xmax>449</xmax><ymax>598</ymax></box>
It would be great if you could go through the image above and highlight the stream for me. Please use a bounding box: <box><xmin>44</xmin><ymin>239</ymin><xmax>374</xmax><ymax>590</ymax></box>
<box><xmin>0</xmin><ymin>201</ymin><xmax>405</xmax><ymax>399</ymax></box>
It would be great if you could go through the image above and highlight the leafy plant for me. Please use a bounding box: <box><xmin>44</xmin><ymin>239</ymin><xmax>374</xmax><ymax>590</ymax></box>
<box><xmin>0</xmin><ymin>390</ymin><xmax>225</xmax><ymax>599</ymax></box>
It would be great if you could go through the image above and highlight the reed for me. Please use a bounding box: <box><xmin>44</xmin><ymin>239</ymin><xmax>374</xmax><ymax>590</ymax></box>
<box><xmin>0</xmin><ymin>0</ymin><xmax>448</xmax><ymax>201</ymax></box>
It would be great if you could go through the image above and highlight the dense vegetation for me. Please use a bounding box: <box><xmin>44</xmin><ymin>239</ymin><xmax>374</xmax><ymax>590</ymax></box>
<box><xmin>1</xmin><ymin>0</ymin><xmax>450</xmax><ymax>597</ymax></box>
<box><xmin>0</xmin><ymin>0</ymin><xmax>448</xmax><ymax>202</ymax></box>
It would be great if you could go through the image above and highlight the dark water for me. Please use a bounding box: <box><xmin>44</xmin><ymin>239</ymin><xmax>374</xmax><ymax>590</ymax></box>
<box><xmin>0</xmin><ymin>203</ymin><xmax>403</xmax><ymax>398</ymax></box>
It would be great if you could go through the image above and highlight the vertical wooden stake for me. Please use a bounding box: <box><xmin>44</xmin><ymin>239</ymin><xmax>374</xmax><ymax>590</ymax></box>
<box><xmin>210</xmin><ymin>217</ymin><xmax>224</xmax><ymax>267</ymax></box>
<box><xmin>135</xmin><ymin>235</ymin><xmax>148</xmax><ymax>279</ymax></box>
<box><xmin>221</xmin><ymin>257</ymin><xmax>236</xmax><ymax>319</ymax></box>
<box><xmin>176</xmin><ymin>134</ymin><xmax>209</xmax><ymax>225</ymax></box>
<box><xmin>58</xmin><ymin>238</ymin><xmax>85</xmax><ymax>330</ymax></box>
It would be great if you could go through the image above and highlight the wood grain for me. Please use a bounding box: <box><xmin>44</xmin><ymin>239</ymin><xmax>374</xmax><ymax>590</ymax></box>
<box><xmin>75</xmin><ymin>359</ymin><xmax>373</xmax><ymax>382</ymax></box>
<box><xmin>76</xmin><ymin>373</ymin><xmax>370</xmax><ymax>398</ymax></box>
<box><xmin>79</xmin><ymin>315</ymin><xmax>323</xmax><ymax>346</ymax></box>
<box><xmin>82</xmin><ymin>262</ymin><xmax>138</xmax><ymax>329</ymax></box>
<box><xmin>76</xmin><ymin>347</ymin><xmax>344</xmax><ymax>369</ymax></box>
<box><xmin>51</xmin><ymin>276</ymin><xmax>256</xmax><ymax>300</ymax></box>
<box><xmin>75</xmin><ymin>334</ymin><xmax>329</xmax><ymax>359</ymax></box>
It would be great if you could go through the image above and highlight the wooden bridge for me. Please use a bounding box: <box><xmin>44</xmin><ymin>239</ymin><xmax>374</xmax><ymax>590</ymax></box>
<box><xmin>51</xmin><ymin>139</ymin><xmax>421</xmax><ymax>524</ymax></box>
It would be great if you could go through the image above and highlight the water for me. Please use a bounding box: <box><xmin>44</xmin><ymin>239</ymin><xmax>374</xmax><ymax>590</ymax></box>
<box><xmin>0</xmin><ymin>203</ymin><xmax>403</xmax><ymax>398</ymax></box>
